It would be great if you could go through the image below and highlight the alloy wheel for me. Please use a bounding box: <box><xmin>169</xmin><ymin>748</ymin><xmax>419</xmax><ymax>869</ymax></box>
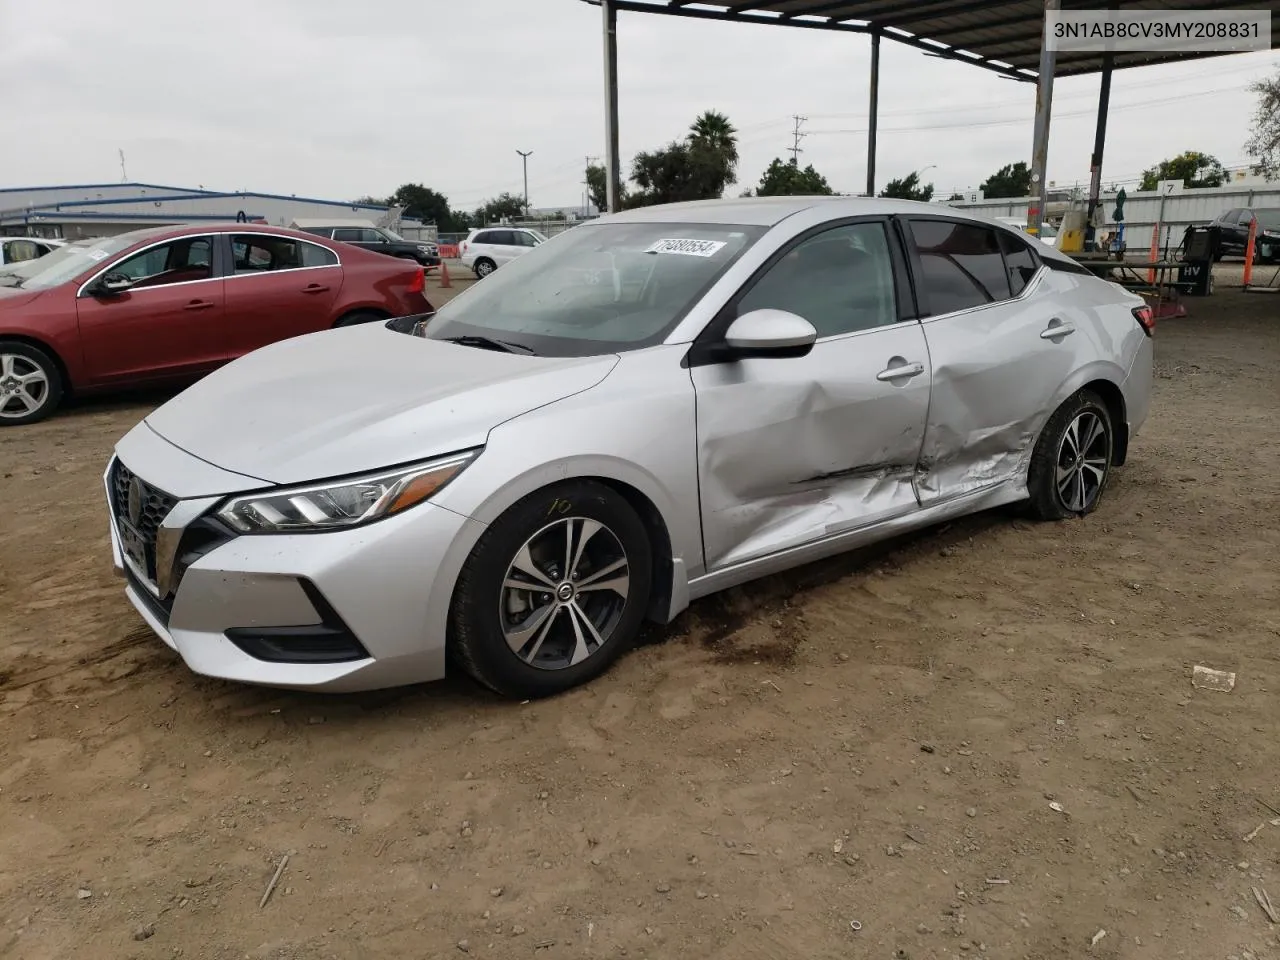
<box><xmin>499</xmin><ymin>517</ymin><xmax>630</xmax><ymax>670</ymax></box>
<box><xmin>1055</xmin><ymin>410</ymin><xmax>1109</xmax><ymax>512</ymax></box>
<box><xmin>0</xmin><ymin>353</ymin><xmax>50</xmax><ymax>420</ymax></box>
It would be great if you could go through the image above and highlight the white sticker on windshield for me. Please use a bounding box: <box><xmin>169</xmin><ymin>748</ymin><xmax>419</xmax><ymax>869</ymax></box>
<box><xmin>644</xmin><ymin>238</ymin><xmax>727</xmax><ymax>258</ymax></box>
<box><xmin>87</xmin><ymin>250</ymin><xmax>109</xmax><ymax>261</ymax></box>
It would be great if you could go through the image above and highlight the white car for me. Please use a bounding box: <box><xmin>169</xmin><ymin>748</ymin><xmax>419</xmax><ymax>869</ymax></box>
<box><xmin>997</xmin><ymin>216</ymin><xmax>1058</xmax><ymax>248</ymax></box>
<box><xmin>459</xmin><ymin>227</ymin><xmax>548</xmax><ymax>278</ymax></box>
<box><xmin>0</xmin><ymin>236</ymin><xmax>65</xmax><ymax>266</ymax></box>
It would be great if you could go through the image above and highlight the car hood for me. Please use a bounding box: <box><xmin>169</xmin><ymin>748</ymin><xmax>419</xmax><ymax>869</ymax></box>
<box><xmin>144</xmin><ymin>324</ymin><xmax>619</xmax><ymax>485</ymax></box>
<box><xmin>0</xmin><ymin>285</ymin><xmax>47</xmax><ymax>307</ymax></box>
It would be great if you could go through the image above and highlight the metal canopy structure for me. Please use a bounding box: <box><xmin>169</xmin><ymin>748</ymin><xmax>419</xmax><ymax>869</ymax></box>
<box><xmin>585</xmin><ymin>0</ymin><xmax>1280</xmax><ymax>245</ymax></box>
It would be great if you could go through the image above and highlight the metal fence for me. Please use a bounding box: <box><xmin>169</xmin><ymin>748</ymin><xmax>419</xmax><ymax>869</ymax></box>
<box><xmin>949</xmin><ymin>184</ymin><xmax>1280</xmax><ymax>249</ymax></box>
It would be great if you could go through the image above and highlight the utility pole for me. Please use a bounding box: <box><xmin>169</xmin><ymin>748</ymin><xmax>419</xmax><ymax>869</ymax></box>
<box><xmin>583</xmin><ymin>155</ymin><xmax>600</xmax><ymax>217</ymax></box>
<box><xmin>118</xmin><ymin>149</ymin><xmax>128</xmax><ymax>182</ymax></box>
<box><xmin>516</xmin><ymin>150</ymin><xmax>533</xmax><ymax>218</ymax></box>
<box><xmin>788</xmin><ymin>116</ymin><xmax>807</xmax><ymax>164</ymax></box>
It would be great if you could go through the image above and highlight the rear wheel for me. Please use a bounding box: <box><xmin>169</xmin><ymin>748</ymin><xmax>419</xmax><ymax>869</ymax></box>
<box><xmin>449</xmin><ymin>480</ymin><xmax>652</xmax><ymax>699</ymax></box>
<box><xmin>474</xmin><ymin>258</ymin><xmax>496</xmax><ymax>279</ymax></box>
<box><xmin>0</xmin><ymin>341</ymin><xmax>63</xmax><ymax>426</ymax></box>
<box><xmin>1027</xmin><ymin>390</ymin><xmax>1114</xmax><ymax>520</ymax></box>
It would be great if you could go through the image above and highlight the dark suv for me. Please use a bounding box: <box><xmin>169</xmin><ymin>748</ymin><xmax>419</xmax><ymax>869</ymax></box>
<box><xmin>298</xmin><ymin>224</ymin><xmax>440</xmax><ymax>267</ymax></box>
<box><xmin>1207</xmin><ymin>207</ymin><xmax>1280</xmax><ymax>262</ymax></box>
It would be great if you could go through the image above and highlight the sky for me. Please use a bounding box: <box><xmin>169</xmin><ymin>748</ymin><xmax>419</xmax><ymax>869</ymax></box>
<box><xmin>3</xmin><ymin>0</ymin><xmax>1277</xmax><ymax>211</ymax></box>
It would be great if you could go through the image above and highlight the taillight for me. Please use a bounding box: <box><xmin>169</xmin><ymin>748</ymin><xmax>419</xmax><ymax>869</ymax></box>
<box><xmin>1132</xmin><ymin>304</ymin><xmax>1154</xmax><ymax>336</ymax></box>
<box><xmin>461</xmin><ymin>241</ymin><xmax>468</xmax><ymax>253</ymax></box>
<box><xmin>407</xmin><ymin>268</ymin><xmax>424</xmax><ymax>294</ymax></box>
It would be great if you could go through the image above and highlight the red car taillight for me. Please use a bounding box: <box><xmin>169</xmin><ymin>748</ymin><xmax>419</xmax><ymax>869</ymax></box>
<box><xmin>461</xmin><ymin>241</ymin><xmax>468</xmax><ymax>254</ymax></box>
<box><xmin>1132</xmin><ymin>304</ymin><xmax>1154</xmax><ymax>337</ymax></box>
<box><xmin>407</xmin><ymin>268</ymin><xmax>425</xmax><ymax>295</ymax></box>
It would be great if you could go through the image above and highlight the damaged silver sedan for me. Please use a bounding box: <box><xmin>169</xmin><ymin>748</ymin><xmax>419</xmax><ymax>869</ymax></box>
<box><xmin>105</xmin><ymin>197</ymin><xmax>1154</xmax><ymax>699</ymax></box>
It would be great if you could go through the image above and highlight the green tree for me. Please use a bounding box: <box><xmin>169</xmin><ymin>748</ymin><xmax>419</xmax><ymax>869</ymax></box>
<box><xmin>756</xmin><ymin>158</ymin><xmax>834</xmax><ymax>196</ymax></box>
<box><xmin>623</xmin><ymin>110</ymin><xmax>742</xmax><ymax>207</ymax></box>
<box><xmin>585</xmin><ymin>163</ymin><xmax>613</xmax><ymax>211</ymax></box>
<box><xmin>687</xmin><ymin>110</ymin><xmax>739</xmax><ymax>197</ymax></box>
<box><xmin>1245</xmin><ymin>69</ymin><xmax>1280</xmax><ymax>177</ymax></box>
<box><xmin>879</xmin><ymin>172</ymin><xmax>934</xmax><ymax>202</ymax></box>
<box><xmin>1139</xmin><ymin>151</ymin><xmax>1228</xmax><ymax>190</ymax></box>
<box><xmin>352</xmin><ymin>195</ymin><xmax>385</xmax><ymax>206</ymax></box>
<box><xmin>387</xmin><ymin>184</ymin><xmax>449</xmax><ymax>229</ymax></box>
<box><xmin>471</xmin><ymin>192</ymin><xmax>527</xmax><ymax>225</ymax></box>
<box><xmin>980</xmin><ymin>162</ymin><xmax>1032</xmax><ymax>199</ymax></box>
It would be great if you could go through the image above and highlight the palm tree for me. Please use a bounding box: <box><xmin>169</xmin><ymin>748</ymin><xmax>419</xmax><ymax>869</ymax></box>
<box><xmin>687</xmin><ymin>110</ymin><xmax>739</xmax><ymax>199</ymax></box>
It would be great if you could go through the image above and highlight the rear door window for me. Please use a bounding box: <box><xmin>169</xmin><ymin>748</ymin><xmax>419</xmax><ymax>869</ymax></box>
<box><xmin>998</xmin><ymin>231</ymin><xmax>1040</xmax><ymax>296</ymax></box>
<box><xmin>908</xmin><ymin>219</ymin><xmax>1012</xmax><ymax>315</ymax></box>
<box><xmin>231</xmin><ymin>235</ymin><xmax>306</xmax><ymax>273</ymax></box>
<box><xmin>332</xmin><ymin>228</ymin><xmax>363</xmax><ymax>242</ymax></box>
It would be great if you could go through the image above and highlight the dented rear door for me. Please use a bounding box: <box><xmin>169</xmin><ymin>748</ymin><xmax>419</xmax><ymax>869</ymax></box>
<box><xmin>691</xmin><ymin>218</ymin><xmax>931</xmax><ymax>572</ymax></box>
<box><xmin>903</xmin><ymin>218</ymin><xmax>1079</xmax><ymax>503</ymax></box>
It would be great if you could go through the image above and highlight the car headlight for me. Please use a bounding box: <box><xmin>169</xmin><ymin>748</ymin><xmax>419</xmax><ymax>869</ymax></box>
<box><xmin>216</xmin><ymin>451</ymin><xmax>478</xmax><ymax>534</ymax></box>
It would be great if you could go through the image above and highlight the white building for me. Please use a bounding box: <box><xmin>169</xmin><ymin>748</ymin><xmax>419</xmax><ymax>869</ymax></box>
<box><xmin>0</xmin><ymin>183</ymin><xmax>432</xmax><ymax>241</ymax></box>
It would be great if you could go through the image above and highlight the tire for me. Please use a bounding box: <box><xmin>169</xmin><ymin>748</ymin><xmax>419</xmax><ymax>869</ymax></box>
<box><xmin>333</xmin><ymin>310</ymin><xmax>385</xmax><ymax>328</ymax></box>
<box><xmin>0</xmin><ymin>340</ymin><xmax>64</xmax><ymax>426</ymax></box>
<box><xmin>474</xmin><ymin>258</ymin><xmax>496</xmax><ymax>279</ymax></box>
<box><xmin>449</xmin><ymin>480</ymin><xmax>652</xmax><ymax>699</ymax></box>
<box><xmin>1027</xmin><ymin>389</ymin><xmax>1114</xmax><ymax>521</ymax></box>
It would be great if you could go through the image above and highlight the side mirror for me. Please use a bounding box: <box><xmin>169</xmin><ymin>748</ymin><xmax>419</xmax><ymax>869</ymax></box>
<box><xmin>93</xmin><ymin>273</ymin><xmax>134</xmax><ymax>297</ymax></box>
<box><xmin>722</xmin><ymin>308</ymin><xmax>818</xmax><ymax>360</ymax></box>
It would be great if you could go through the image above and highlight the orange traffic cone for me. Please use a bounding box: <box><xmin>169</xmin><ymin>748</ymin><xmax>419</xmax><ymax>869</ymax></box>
<box><xmin>438</xmin><ymin>259</ymin><xmax>452</xmax><ymax>288</ymax></box>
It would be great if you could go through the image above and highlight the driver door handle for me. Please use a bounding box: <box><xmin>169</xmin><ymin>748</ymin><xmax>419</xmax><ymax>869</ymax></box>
<box><xmin>1040</xmin><ymin>318</ymin><xmax>1076</xmax><ymax>339</ymax></box>
<box><xmin>183</xmin><ymin>299</ymin><xmax>215</xmax><ymax>312</ymax></box>
<box><xmin>876</xmin><ymin>359</ymin><xmax>925</xmax><ymax>382</ymax></box>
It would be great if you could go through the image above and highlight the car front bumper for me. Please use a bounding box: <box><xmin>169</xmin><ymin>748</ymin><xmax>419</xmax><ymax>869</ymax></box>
<box><xmin>105</xmin><ymin>429</ymin><xmax>487</xmax><ymax>692</ymax></box>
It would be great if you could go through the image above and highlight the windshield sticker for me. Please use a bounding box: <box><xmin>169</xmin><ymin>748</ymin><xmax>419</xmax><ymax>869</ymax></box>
<box><xmin>644</xmin><ymin>238</ymin><xmax>727</xmax><ymax>258</ymax></box>
<box><xmin>87</xmin><ymin>250</ymin><xmax>109</xmax><ymax>261</ymax></box>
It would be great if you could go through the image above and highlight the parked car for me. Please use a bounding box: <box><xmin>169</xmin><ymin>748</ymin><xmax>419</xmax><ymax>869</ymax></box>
<box><xmin>104</xmin><ymin>197</ymin><xmax>1153</xmax><ymax>699</ymax></box>
<box><xmin>1207</xmin><ymin>207</ymin><xmax>1280</xmax><ymax>261</ymax></box>
<box><xmin>459</xmin><ymin>226</ymin><xmax>548</xmax><ymax>278</ymax></box>
<box><xmin>1</xmin><ymin>236</ymin><xmax>65</xmax><ymax>266</ymax></box>
<box><xmin>294</xmin><ymin>220</ymin><xmax>440</xmax><ymax>266</ymax></box>
<box><xmin>0</xmin><ymin>223</ymin><xmax>432</xmax><ymax>425</ymax></box>
<box><xmin>996</xmin><ymin>216</ymin><xmax>1058</xmax><ymax>248</ymax></box>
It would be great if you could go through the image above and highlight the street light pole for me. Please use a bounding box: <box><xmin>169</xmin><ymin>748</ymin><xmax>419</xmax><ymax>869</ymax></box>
<box><xmin>517</xmin><ymin>150</ymin><xmax>533</xmax><ymax>218</ymax></box>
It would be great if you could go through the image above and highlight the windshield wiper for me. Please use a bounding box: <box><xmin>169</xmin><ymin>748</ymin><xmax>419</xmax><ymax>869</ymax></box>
<box><xmin>443</xmin><ymin>335</ymin><xmax>537</xmax><ymax>355</ymax></box>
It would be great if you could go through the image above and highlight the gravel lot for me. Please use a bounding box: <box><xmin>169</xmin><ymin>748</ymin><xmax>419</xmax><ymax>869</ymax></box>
<box><xmin>2</xmin><ymin>267</ymin><xmax>1278</xmax><ymax>960</ymax></box>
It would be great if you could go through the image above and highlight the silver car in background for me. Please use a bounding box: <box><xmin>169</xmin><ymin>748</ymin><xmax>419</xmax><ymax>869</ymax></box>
<box><xmin>104</xmin><ymin>197</ymin><xmax>1154</xmax><ymax>698</ymax></box>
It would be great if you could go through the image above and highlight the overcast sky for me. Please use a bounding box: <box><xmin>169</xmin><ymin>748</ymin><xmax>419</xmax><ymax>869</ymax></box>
<box><xmin>3</xmin><ymin>0</ymin><xmax>1276</xmax><ymax>210</ymax></box>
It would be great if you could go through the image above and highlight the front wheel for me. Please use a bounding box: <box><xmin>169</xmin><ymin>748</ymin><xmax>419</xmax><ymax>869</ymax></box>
<box><xmin>0</xmin><ymin>341</ymin><xmax>63</xmax><ymax>426</ymax></box>
<box><xmin>1027</xmin><ymin>390</ymin><xmax>1114</xmax><ymax>521</ymax></box>
<box><xmin>449</xmin><ymin>480</ymin><xmax>652</xmax><ymax>699</ymax></box>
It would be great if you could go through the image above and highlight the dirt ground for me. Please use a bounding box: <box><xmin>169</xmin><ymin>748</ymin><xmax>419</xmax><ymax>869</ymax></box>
<box><xmin>2</xmin><ymin>267</ymin><xmax>1278</xmax><ymax>960</ymax></box>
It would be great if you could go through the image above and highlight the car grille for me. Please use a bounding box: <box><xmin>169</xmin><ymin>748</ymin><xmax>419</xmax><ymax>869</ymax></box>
<box><xmin>109</xmin><ymin>459</ymin><xmax>178</xmax><ymax>585</ymax></box>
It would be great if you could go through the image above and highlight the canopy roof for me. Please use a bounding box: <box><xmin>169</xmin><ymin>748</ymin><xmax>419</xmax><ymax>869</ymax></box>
<box><xmin>592</xmin><ymin>0</ymin><xmax>1280</xmax><ymax>81</ymax></box>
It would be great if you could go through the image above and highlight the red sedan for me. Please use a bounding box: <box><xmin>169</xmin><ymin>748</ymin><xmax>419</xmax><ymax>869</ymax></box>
<box><xmin>0</xmin><ymin>223</ymin><xmax>433</xmax><ymax>425</ymax></box>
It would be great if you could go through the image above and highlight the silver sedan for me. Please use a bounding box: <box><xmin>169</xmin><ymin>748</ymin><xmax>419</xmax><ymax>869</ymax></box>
<box><xmin>104</xmin><ymin>197</ymin><xmax>1154</xmax><ymax>698</ymax></box>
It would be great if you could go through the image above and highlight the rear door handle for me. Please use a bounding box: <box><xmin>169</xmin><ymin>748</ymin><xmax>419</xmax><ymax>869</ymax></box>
<box><xmin>1040</xmin><ymin>319</ymin><xmax>1075</xmax><ymax>339</ymax></box>
<box><xmin>183</xmin><ymin>300</ymin><xmax>215</xmax><ymax>311</ymax></box>
<box><xmin>876</xmin><ymin>359</ymin><xmax>925</xmax><ymax>382</ymax></box>
<box><xmin>302</xmin><ymin>283</ymin><xmax>330</xmax><ymax>294</ymax></box>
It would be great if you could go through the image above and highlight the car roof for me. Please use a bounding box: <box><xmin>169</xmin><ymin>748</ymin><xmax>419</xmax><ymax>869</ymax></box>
<box><xmin>597</xmin><ymin>195</ymin><xmax>995</xmax><ymax>227</ymax></box>
<box><xmin>92</xmin><ymin>222</ymin><xmax>344</xmax><ymax>247</ymax></box>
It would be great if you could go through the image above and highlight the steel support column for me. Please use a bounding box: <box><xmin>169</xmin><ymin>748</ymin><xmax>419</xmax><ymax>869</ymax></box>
<box><xmin>1027</xmin><ymin>0</ymin><xmax>1059</xmax><ymax>240</ymax></box>
<box><xmin>1084</xmin><ymin>54</ymin><xmax>1113</xmax><ymax>249</ymax></box>
<box><xmin>602</xmin><ymin>0</ymin><xmax>621</xmax><ymax>213</ymax></box>
<box><xmin>867</xmin><ymin>30</ymin><xmax>880</xmax><ymax>197</ymax></box>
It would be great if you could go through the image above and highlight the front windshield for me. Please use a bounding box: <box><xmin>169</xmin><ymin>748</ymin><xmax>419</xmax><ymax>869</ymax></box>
<box><xmin>1</xmin><ymin>235</ymin><xmax>139</xmax><ymax>290</ymax></box>
<box><xmin>1037</xmin><ymin>222</ymin><xmax>1058</xmax><ymax>238</ymax></box>
<box><xmin>424</xmin><ymin>221</ymin><xmax>765</xmax><ymax>356</ymax></box>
